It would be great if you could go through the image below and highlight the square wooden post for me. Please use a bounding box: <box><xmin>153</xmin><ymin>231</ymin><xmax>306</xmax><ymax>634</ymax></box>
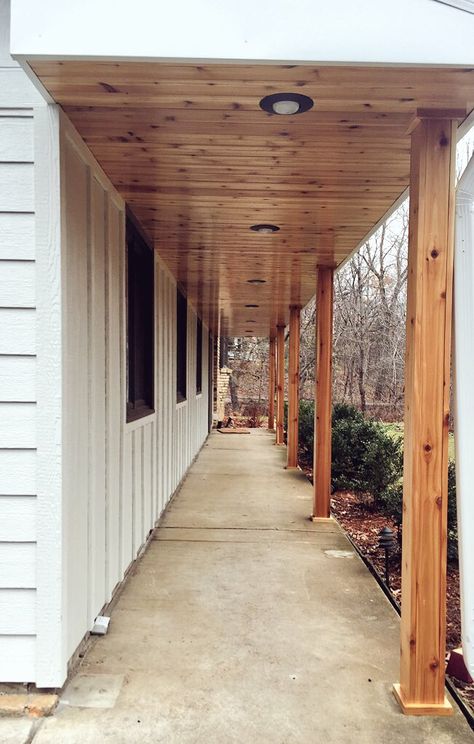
<box><xmin>287</xmin><ymin>306</ymin><xmax>301</xmax><ymax>468</ymax></box>
<box><xmin>268</xmin><ymin>336</ymin><xmax>276</xmax><ymax>430</ymax></box>
<box><xmin>312</xmin><ymin>267</ymin><xmax>334</xmax><ymax>520</ymax></box>
<box><xmin>276</xmin><ymin>324</ymin><xmax>285</xmax><ymax>445</ymax></box>
<box><xmin>393</xmin><ymin>111</ymin><xmax>461</xmax><ymax>716</ymax></box>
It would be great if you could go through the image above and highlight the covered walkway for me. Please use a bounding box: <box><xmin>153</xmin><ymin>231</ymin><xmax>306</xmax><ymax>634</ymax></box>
<box><xmin>26</xmin><ymin>432</ymin><xmax>473</xmax><ymax>743</ymax></box>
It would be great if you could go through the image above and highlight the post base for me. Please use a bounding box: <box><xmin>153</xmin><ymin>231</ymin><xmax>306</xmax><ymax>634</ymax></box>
<box><xmin>392</xmin><ymin>684</ymin><xmax>453</xmax><ymax>716</ymax></box>
<box><xmin>310</xmin><ymin>515</ymin><xmax>333</xmax><ymax>523</ymax></box>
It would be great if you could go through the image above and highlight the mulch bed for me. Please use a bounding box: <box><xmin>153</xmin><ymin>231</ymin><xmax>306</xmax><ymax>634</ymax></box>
<box><xmin>301</xmin><ymin>460</ymin><xmax>474</xmax><ymax>715</ymax></box>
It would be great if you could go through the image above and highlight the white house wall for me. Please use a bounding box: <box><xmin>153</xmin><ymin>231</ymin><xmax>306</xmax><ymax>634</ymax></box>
<box><xmin>0</xmin><ymin>0</ymin><xmax>44</xmax><ymax>684</ymax></box>
<box><xmin>58</xmin><ymin>113</ymin><xmax>209</xmax><ymax>682</ymax></box>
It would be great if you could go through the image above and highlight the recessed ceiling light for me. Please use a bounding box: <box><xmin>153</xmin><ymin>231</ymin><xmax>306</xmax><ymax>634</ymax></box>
<box><xmin>245</xmin><ymin>304</ymin><xmax>259</xmax><ymax>308</ymax></box>
<box><xmin>259</xmin><ymin>92</ymin><xmax>314</xmax><ymax>116</ymax></box>
<box><xmin>250</xmin><ymin>224</ymin><xmax>280</xmax><ymax>234</ymax></box>
<box><xmin>247</xmin><ymin>278</ymin><xmax>266</xmax><ymax>284</ymax></box>
<box><xmin>245</xmin><ymin>319</ymin><xmax>256</xmax><ymax>323</ymax></box>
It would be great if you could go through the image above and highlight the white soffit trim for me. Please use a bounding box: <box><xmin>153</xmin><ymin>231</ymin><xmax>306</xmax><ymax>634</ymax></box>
<box><xmin>454</xmin><ymin>152</ymin><xmax>474</xmax><ymax>679</ymax></box>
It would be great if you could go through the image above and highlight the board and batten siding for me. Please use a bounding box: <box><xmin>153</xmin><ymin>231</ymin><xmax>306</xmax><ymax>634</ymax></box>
<box><xmin>0</xmin><ymin>0</ymin><xmax>45</xmax><ymax>683</ymax></box>
<box><xmin>55</xmin><ymin>112</ymin><xmax>209</xmax><ymax>684</ymax></box>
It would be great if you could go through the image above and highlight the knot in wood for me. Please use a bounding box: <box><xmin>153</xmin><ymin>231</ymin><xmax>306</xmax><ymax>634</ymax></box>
<box><xmin>431</xmin><ymin>249</ymin><xmax>439</xmax><ymax>259</ymax></box>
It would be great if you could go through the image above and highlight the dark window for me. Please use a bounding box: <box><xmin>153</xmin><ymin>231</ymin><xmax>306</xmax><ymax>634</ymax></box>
<box><xmin>126</xmin><ymin>217</ymin><xmax>154</xmax><ymax>422</ymax></box>
<box><xmin>196</xmin><ymin>318</ymin><xmax>203</xmax><ymax>394</ymax></box>
<box><xmin>176</xmin><ymin>288</ymin><xmax>187</xmax><ymax>402</ymax></box>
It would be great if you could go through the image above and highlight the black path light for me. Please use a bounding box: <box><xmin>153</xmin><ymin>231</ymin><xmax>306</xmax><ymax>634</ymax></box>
<box><xmin>378</xmin><ymin>526</ymin><xmax>397</xmax><ymax>589</ymax></box>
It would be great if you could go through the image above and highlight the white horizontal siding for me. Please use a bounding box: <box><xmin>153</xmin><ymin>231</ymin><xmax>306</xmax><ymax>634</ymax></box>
<box><xmin>0</xmin><ymin>1</ymin><xmax>43</xmax><ymax>686</ymax></box>
<box><xmin>0</xmin><ymin>68</ymin><xmax>43</xmax><ymax>108</ymax></box>
<box><xmin>0</xmin><ymin>449</ymin><xmax>35</xmax><ymax>494</ymax></box>
<box><xmin>0</xmin><ymin>543</ymin><xmax>35</xmax><ymax>587</ymax></box>
<box><xmin>0</xmin><ymin>163</ymin><xmax>34</xmax><ymax>211</ymax></box>
<box><xmin>0</xmin><ymin>260</ymin><xmax>35</xmax><ymax>307</ymax></box>
<box><xmin>0</xmin><ymin>212</ymin><xmax>35</xmax><ymax>260</ymax></box>
<box><xmin>0</xmin><ymin>308</ymin><xmax>35</xmax><ymax>353</ymax></box>
<box><xmin>0</xmin><ymin>636</ymin><xmax>36</xmax><ymax>683</ymax></box>
<box><xmin>0</xmin><ymin>589</ymin><xmax>36</xmax><ymax>634</ymax></box>
<box><xmin>0</xmin><ymin>355</ymin><xmax>35</xmax><ymax>401</ymax></box>
<box><xmin>0</xmin><ymin>496</ymin><xmax>36</xmax><ymax>541</ymax></box>
<box><xmin>0</xmin><ymin>116</ymin><xmax>34</xmax><ymax>161</ymax></box>
<box><xmin>0</xmin><ymin>402</ymin><xmax>35</xmax><ymax>447</ymax></box>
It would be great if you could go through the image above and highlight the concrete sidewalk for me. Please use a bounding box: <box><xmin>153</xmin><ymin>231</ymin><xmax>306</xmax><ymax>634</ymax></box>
<box><xmin>8</xmin><ymin>430</ymin><xmax>473</xmax><ymax>743</ymax></box>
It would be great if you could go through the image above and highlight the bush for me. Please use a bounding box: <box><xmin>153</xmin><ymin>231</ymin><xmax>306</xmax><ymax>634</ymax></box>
<box><xmin>295</xmin><ymin>400</ymin><xmax>403</xmax><ymax>504</ymax></box>
<box><xmin>294</xmin><ymin>400</ymin><xmax>458</xmax><ymax>561</ymax></box>
<box><xmin>331</xmin><ymin>403</ymin><xmax>403</xmax><ymax>505</ymax></box>
<box><xmin>379</xmin><ymin>460</ymin><xmax>458</xmax><ymax>562</ymax></box>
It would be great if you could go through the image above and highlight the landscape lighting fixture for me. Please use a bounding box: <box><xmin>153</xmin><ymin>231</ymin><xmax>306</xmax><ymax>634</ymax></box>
<box><xmin>250</xmin><ymin>224</ymin><xmax>280</xmax><ymax>233</ymax></box>
<box><xmin>259</xmin><ymin>92</ymin><xmax>314</xmax><ymax>116</ymax></box>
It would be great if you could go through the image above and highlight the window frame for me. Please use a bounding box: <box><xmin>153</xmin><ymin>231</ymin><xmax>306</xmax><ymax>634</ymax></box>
<box><xmin>196</xmin><ymin>317</ymin><xmax>203</xmax><ymax>395</ymax></box>
<box><xmin>176</xmin><ymin>288</ymin><xmax>188</xmax><ymax>403</ymax></box>
<box><xmin>126</xmin><ymin>216</ymin><xmax>155</xmax><ymax>423</ymax></box>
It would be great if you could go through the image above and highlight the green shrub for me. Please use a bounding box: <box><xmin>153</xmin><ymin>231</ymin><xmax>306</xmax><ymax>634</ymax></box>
<box><xmin>379</xmin><ymin>460</ymin><xmax>458</xmax><ymax>562</ymax></box>
<box><xmin>331</xmin><ymin>403</ymin><xmax>403</xmax><ymax>504</ymax></box>
<box><xmin>294</xmin><ymin>399</ymin><xmax>458</xmax><ymax>561</ymax></box>
<box><xmin>295</xmin><ymin>400</ymin><xmax>403</xmax><ymax>503</ymax></box>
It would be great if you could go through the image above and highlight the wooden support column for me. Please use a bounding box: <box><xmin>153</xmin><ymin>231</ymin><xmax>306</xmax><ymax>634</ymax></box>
<box><xmin>393</xmin><ymin>111</ymin><xmax>462</xmax><ymax>716</ymax></box>
<box><xmin>287</xmin><ymin>307</ymin><xmax>301</xmax><ymax>468</ymax></box>
<box><xmin>275</xmin><ymin>324</ymin><xmax>285</xmax><ymax>445</ymax></box>
<box><xmin>268</xmin><ymin>336</ymin><xmax>276</xmax><ymax>430</ymax></box>
<box><xmin>312</xmin><ymin>267</ymin><xmax>334</xmax><ymax>520</ymax></box>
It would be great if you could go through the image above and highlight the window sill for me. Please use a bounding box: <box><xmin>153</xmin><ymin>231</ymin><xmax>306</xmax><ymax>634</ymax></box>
<box><xmin>126</xmin><ymin>408</ymin><xmax>155</xmax><ymax>431</ymax></box>
<box><xmin>176</xmin><ymin>399</ymin><xmax>188</xmax><ymax>409</ymax></box>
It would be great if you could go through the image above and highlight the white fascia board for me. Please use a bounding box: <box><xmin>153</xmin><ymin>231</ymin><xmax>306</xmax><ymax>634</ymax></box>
<box><xmin>9</xmin><ymin>0</ymin><xmax>474</xmax><ymax>65</ymax></box>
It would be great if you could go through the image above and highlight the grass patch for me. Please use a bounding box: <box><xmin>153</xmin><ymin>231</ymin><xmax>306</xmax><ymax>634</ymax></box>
<box><xmin>381</xmin><ymin>422</ymin><xmax>455</xmax><ymax>461</ymax></box>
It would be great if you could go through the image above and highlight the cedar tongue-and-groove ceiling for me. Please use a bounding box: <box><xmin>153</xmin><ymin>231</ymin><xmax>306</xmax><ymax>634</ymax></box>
<box><xmin>30</xmin><ymin>61</ymin><xmax>474</xmax><ymax>336</ymax></box>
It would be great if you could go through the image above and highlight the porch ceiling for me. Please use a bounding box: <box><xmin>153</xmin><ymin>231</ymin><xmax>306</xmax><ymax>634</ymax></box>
<box><xmin>30</xmin><ymin>61</ymin><xmax>474</xmax><ymax>336</ymax></box>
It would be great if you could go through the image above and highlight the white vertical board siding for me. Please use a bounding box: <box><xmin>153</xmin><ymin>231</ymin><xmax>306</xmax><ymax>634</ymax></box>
<box><xmin>60</xmin><ymin>119</ymin><xmax>125</xmax><ymax>658</ymax></box>
<box><xmin>57</xmin><ymin>113</ymin><xmax>209</xmax><ymax>683</ymax></box>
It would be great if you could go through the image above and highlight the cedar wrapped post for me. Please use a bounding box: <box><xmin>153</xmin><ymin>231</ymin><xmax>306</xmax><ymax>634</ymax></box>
<box><xmin>275</xmin><ymin>324</ymin><xmax>285</xmax><ymax>445</ymax></box>
<box><xmin>268</xmin><ymin>336</ymin><xmax>276</xmax><ymax>430</ymax></box>
<box><xmin>393</xmin><ymin>110</ymin><xmax>464</xmax><ymax>716</ymax></box>
<box><xmin>287</xmin><ymin>307</ymin><xmax>301</xmax><ymax>468</ymax></box>
<box><xmin>312</xmin><ymin>267</ymin><xmax>334</xmax><ymax>520</ymax></box>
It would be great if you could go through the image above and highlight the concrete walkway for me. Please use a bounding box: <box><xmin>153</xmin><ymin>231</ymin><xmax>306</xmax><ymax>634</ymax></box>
<box><xmin>9</xmin><ymin>430</ymin><xmax>473</xmax><ymax>743</ymax></box>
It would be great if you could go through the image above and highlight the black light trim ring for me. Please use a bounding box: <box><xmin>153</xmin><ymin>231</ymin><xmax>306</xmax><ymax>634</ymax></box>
<box><xmin>250</xmin><ymin>224</ymin><xmax>280</xmax><ymax>233</ymax></box>
<box><xmin>259</xmin><ymin>92</ymin><xmax>314</xmax><ymax>115</ymax></box>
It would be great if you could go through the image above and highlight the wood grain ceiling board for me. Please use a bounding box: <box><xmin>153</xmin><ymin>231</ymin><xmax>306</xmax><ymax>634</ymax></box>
<box><xmin>30</xmin><ymin>61</ymin><xmax>474</xmax><ymax>336</ymax></box>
